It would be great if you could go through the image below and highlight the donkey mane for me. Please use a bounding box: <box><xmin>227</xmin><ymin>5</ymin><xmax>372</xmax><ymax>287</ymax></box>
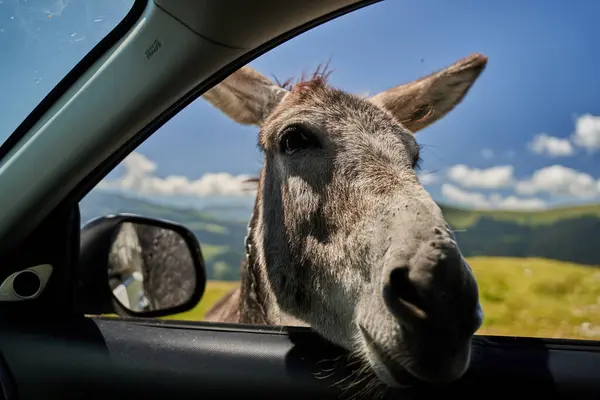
<box><xmin>272</xmin><ymin>61</ymin><xmax>333</xmax><ymax>92</ymax></box>
<box><xmin>273</xmin><ymin>60</ymin><xmax>435</xmax><ymax>132</ymax></box>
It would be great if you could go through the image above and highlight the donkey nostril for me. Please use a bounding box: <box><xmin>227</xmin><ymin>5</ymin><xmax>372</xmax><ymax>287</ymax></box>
<box><xmin>433</xmin><ymin>227</ymin><xmax>443</xmax><ymax>235</ymax></box>
<box><xmin>389</xmin><ymin>267</ymin><xmax>422</xmax><ymax>308</ymax></box>
<box><xmin>384</xmin><ymin>266</ymin><xmax>428</xmax><ymax>324</ymax></box>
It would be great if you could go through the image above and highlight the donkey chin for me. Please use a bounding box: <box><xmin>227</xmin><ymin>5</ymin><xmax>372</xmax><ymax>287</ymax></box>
<box><xmin>357</xmin><ymin>322</ymin><xmax>474</xmax><ymax>388</ymax></box>
<box><xmin>354</xmin><ymin>251</ymin><xmax>483</xmax><ymax>388</ymax></box>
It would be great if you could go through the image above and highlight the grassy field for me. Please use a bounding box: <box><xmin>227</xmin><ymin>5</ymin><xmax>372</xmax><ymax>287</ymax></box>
<box><xmin>469</xmin><ymin>257</ymin><xmax>600</xmax><ymax>339</ymax></box>
<box><xmin>162</xmin><ymin>280</ymin><xmax>238</xmax><ymax>321</ymax></box>
<box><xmin>160</xmin><ymin>256</ymin><xmax>600</xmax><ymax>341</ymax></box>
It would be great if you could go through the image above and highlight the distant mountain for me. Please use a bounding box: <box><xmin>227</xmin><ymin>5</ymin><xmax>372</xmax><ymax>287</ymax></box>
<box><xmin>444</xmin><ymin>204</ymin><xmax>600</xmax><ymax>267</ymax></box>
<box><xmin>85</xmin><ymin>190</ymin><xmax>256</xmax><ymax>223</ymax></box>
<box><xmin>144</xmin><ymin>194</ymin><xmax>255</xmax><ymax>222</ymax></box>
<box><xmin>80</xmin><ymin>190</ymin><xmax>600</xmax><ymax>282</ymax></box>
<box><xmin>440</xmin><ymin>203</ymin><xmax>600</xmax><ymax>229</ymax></box>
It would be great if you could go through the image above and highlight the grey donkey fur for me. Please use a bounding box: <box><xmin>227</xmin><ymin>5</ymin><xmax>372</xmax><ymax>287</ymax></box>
<box><xmin>202</xmin><ymin>53</ymin><xmax>488</xmax><ymax>389</ymax></box>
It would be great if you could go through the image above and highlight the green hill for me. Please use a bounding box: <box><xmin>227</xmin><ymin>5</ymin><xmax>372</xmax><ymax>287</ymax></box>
<box><xmin>438</xmin><ymin>204</ymin><xmax>600</xmax><ymax>267</ymax></box>
<box><xmin>166</xmin><ymin>257</ymin><xmax>600</xmax><ymax>340</ymax></box>
<box><xmin>440</xmin><ymin>203</ymin><xmax>600</xmax><ymax>229</ymax></box>
<box><xmin>80</xmin><ymin>191</ymin><xmax>600</xmax><ymax>281</ymax></box>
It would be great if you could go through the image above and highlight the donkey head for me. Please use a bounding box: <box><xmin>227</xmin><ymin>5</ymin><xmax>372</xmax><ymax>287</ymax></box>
<box><xmin>202</xmin><ymin>54</ymin><xmax>487</xmax><ymax>387</ymax></box>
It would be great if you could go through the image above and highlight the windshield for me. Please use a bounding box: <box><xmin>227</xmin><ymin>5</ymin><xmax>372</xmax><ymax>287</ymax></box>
<box><xmin>0</xmin><ymin>0</ymin><xmax>135</xmax><ymax>142</ymax></box>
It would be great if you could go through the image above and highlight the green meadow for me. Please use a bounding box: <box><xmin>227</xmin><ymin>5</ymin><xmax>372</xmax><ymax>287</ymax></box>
<box><xmin>162</xmin><ymin>256</ymin><xmax>600</xmax><ymax>341</ymax></box>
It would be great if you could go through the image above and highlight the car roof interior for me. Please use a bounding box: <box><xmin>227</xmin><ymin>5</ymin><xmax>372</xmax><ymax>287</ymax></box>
<box><xmin>0</xmin><ymin>0</ymin><xmax>599</xmax><ymax>399</ymax></box>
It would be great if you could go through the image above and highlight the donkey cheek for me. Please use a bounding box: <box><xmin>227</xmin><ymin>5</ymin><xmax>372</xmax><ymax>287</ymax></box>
<box><xmin>277</xmin><ymin>269</ymin><xmax>309</xmax><ymax>309</ymax></box>
<box><xmin>271</xmin><ymin>261</ymin><xmax>312</xmax><ymax>313</ymax></box>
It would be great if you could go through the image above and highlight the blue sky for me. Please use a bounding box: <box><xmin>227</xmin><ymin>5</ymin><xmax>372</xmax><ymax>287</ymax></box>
<box><xmin>3</xmin><ymin>0</ymin><xmax>600</xmax><ymax>211</ymax></box>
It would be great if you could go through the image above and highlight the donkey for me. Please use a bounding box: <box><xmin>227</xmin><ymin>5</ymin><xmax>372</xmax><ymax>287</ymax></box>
<box><xmin>202</xmin><ymin>53</ymin><xmax>488</xmax><ymax>389</ymax></box>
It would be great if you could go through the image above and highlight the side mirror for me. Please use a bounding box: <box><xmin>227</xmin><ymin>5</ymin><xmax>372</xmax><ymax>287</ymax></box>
<box><xmin>77</xmin><ymin>213</ymin><xmax>206</xmax><ymax>318</ymax></box>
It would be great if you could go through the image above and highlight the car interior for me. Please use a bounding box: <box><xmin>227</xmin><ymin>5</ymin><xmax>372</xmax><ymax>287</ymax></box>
<box><xmin>0</xmin><ymin>0</ymin><xmax>599</xmax><ymax>398</ymax></box>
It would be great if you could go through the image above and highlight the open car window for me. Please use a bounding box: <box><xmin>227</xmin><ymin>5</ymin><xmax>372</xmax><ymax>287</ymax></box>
<box><xmin>0</xmin><ymin>0</ymin><xmax>135</xmax><ymax>143</ymax></box>
<box><xmin>77</xmin><ymin>0</ymin><xmax>600</xmax><ymax>343</ymax></box>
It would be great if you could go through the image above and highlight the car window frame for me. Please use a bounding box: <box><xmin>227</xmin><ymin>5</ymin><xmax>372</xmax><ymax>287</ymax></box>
<box><xmin>3</xmin><ymin>0</ymin><xmax>595</xmax><ymax>349</ymax></box>
<box><xmin>70</xmin><ymin>0</ymin><xmax>600</xmax><ymax>346</ymax></box>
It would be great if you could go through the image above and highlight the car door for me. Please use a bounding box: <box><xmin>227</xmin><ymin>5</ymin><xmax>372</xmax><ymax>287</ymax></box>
<box><xmin>1</xmin><ymin>0</ymin><xmax>600</xmax><ymax>399</ymax></box>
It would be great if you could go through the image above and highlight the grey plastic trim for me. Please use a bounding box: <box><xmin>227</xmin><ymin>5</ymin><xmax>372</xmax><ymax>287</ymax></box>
<box><xmin>0</xmin><ymin>264</ymin><xmax>53</xmax><ymax>301</ymax></box>
<box><xmin>154</xmin><ymin>0</ymin><xmax>365</xmax><ymax>49</ymax></box>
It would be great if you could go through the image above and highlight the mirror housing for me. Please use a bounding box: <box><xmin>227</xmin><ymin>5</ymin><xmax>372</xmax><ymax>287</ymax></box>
<box><xmin>77</xmin><ymin>213</ymin><xmax>207</xmax><ymax>318</ymax></box>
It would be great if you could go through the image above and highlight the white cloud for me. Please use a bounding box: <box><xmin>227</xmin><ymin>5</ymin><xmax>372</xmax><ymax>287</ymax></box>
<box><xmin>447</xmin><ymin>164</ymin><xmax>514</xmax><ymax>189</ymax></box>
<box><xmin>528</xmin><ymin>133</ymin><xmax>574</xmax><ymax>157</ymax></box>
<box><xmin>572</xmin><ymin>114</ymin><xmax>600</xmax><ymax>152</ymax></box>
<box><xmin>481</xmin><ymin>148</ymin><xmax>494</xmax><ymax>159</ymax></box>
<box><xmin>441</xmin><ymin>184</ymin><xmax>489</xmax><ymax>209</ymax></box>
<box><xmin>488</xmin><ymin>194</ymin><xmax>547</xmax><ymax>210</ymax></box>
<box><xmin>517</xmin><ymin>114</ymin><xmax>600</xmax><ymax>156</ymax></box>
<box><xmin>515</xmin><ymin>165</ymin><xmax>600</xmax><ymax>198</ymax></box>
<box><xmin>99</xmin><ymin>152</ymin><xmax>256</xmax><ymax>197</ymax></box>
<box><xmin>417</xmin><ymin>171</ymin><xmax>438</xmax><ymax>185</ymax></box>
<box><xmin>441</xmin><ymin>184</ymin><xmax>547</xmax><ymax>211</ymax></box>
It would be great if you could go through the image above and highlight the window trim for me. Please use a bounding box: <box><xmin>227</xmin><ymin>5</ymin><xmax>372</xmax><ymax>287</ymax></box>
<box><xmin>70</xmin><ymin>0</ymin><xmax>600</xmax><ymax>346</ymax></box>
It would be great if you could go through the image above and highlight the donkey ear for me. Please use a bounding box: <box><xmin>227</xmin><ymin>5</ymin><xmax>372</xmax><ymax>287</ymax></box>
<box><xmin>202</xmin><ymin>66</ymin><xmax>289</xmax><ymax>126</ymax></box>
<box><xmin>369</xmin><ymin>53</ymin><xmax>488</xmax><ymax>134</ymax></box>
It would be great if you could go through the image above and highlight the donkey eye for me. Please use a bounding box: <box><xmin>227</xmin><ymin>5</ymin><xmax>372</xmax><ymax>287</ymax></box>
<box><xmin>280</xmin><ymin>126</ymin><xmax>318</xmax><ymax>155</ymax></box>
<box><xmin>411</xmin><ymin>143</ymin><xmax>423</xmax><ymax>170</ymax></box>
<box><xmin>412</xmin><ymin>155</ymin><xmax>423</xmax><ymax>170</ymax></box>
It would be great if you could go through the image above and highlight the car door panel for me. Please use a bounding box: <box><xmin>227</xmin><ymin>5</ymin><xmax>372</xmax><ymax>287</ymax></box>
<box><xmin>1</xmin><ymin>317</ymin><xmax>599</xmax><ymax>399</ymax></box>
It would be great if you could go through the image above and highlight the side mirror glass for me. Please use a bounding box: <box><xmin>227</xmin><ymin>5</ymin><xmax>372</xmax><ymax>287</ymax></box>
<box><xmin>107</xmin><ymin>221</ymin><xmax>198</xmax><ymax>313</ymax></box>
<box><xmin>78</xmin><ymin>214</ymin><xmax>206</xmax><ymax>318</ymax></box>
